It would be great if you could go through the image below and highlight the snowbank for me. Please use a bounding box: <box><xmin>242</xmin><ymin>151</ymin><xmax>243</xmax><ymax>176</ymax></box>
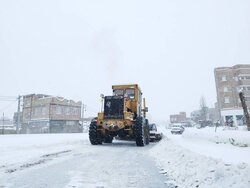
<box><xmin>150</xmin><ymin>127</ymin><xmax>250</xmax><ymax>188</ymax></box>
<box><xmin>183</xmin><ymin>127</ymin><xmax>250</xmax><ymax>147</ymax></box>
<box><xmin>0</xmin><ymin>133</ymin><xmax>87</xmax><ymax>168</ymax></box>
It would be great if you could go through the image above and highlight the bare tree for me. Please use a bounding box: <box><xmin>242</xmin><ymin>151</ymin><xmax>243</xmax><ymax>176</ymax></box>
<box><xmin>200</xmin><ymin>96</ymin><xmax>208</xmax><ymax>121</ymax></box>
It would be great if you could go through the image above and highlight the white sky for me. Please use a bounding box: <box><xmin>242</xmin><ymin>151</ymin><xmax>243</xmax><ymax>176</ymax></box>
<box><xmin>0</xmin><ymin>0</ymin><xmax>250</xmax><ymax>122</ymax></box>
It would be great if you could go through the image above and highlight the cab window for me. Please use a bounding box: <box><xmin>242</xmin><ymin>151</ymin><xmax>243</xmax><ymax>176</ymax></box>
<box><xmin>125</xmin><ymin>89</ymin><xmax>135</xmax><ymax>99</ymax></box>
<box><xmin>113</xmin><ymin>89</ymin><xmax>124</xmax><ymax>96</ymax></box>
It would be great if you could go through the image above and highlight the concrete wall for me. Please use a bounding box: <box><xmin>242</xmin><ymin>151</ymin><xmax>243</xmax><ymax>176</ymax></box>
<box><xmin>0</xmin><ymin>128</ymin><xmax>16</xmax><ymax>134</ymax></box>
<box><xmin>22</xmin><ymin>120</ymin><xmax>82</xmax><ymax>134</ymax></box>
<box><xmin>50</xmin><ymin>120</ymin><xmax>82</xmax><ymax>133</ymax></box>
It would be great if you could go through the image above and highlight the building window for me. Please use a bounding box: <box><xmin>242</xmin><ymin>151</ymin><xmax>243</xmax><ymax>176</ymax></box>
<box><xmin>42</xmin><ymin>107</ymin><xmax>47</xmax><ymax>115</ymax></box>
<box><xmin>66</xmin><ymin>121</ymin><xmax>75</xmax><ymax>126</ymax></box>
<box><xmin>224</xmin><ymin>97</ymin><xmax>230</xmax><ymax>103</ymax></box>
<box><xmin>225</xmin><ymin>116</ymin><xmax>234</xmax><ymax>126</ymax></box>
<box><xmin>224</xmin><ymin>87</ymin><xmax>228</xmax><ymax>92</ymax></box>
<box><xmin>65</xmin><ymin>107</ymin><xmax>71</xmax><ymax>115</ymax></box>
<box><xmin>239</xmin><ymin>76</ymin><xmax>250</xmax><ymax>80</ymax></box>
<box><xmin>236</xmin><ymin>115</ymin><xmax>244</xmax><ymax>126</ymax></box>
<box><xmin>240</xmin><ymin>86</ymin><xmax>250</xmax><ymax>91</ymax></box>
<box><xmin>56</xmin><ymin>106</ymin><xmax>62</xmax><ymax>115</ymax></box>
<box><xmin>222</xmin><ymin>76</ymin><xmax>227</xmax><ymax>81</ymax></box>
<box><xmin>33</xmin><ymin>107</ymin><xmax>42</xmax><ymax>116</ymax></box>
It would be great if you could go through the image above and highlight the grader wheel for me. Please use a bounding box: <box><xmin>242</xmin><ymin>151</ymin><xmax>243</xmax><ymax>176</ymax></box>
<box><xmin>89</xmin><ymin>120</ymin><xmax>102</xmax><ymax>145</ymax></box>
<box><xmin>134</xmin><ymin>117</ymin><xmax>149</xmax><ymax>146</ymax></box>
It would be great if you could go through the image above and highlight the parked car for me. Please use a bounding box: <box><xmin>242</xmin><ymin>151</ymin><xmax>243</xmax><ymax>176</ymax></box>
<box><xmin>149</xmin><ymin>123</ymin><xmax>162</xmax><ymax>142</ymax></box>
<box><xmin>171</xmin><ymin>125</ymin><xmax>185</xmax><ymax>134</ymax></box>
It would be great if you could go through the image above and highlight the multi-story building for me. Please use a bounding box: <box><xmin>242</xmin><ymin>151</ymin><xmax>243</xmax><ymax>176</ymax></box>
<box><xmin>214</xmin><ymin>64</ymin><xmax>250</xmax><ymax>126</ymax></box>
<box><xmin>170</xmin><ymin>112</ymin><xmax>187</xmax><ymax>123</ymax></box>
<box><xmin>21</xmin><ymin>94</ymin><xmax>82</xmax><ymax>133</ymax></box>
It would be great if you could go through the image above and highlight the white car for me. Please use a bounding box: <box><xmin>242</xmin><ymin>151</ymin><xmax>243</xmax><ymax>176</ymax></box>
<box><xmin>171</xmin><ymin>125</ymin><xmax>185</xmax><ymax>134</ymax></box>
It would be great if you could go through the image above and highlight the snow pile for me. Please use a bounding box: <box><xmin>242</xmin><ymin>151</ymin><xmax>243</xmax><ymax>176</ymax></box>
<box><xmin>183</xmin><ymin>127</ymin><xmax>250</xmax><ymax>147</ymax></box>
<box><xmin>150</xmin><ymin>127</ymin><xmax>250</xmax><ymax>188</ymax></box>
<box><xmin>0</xmin><ymin>133</ymin><xmax>87</xmax><ymax>168</ymax></box>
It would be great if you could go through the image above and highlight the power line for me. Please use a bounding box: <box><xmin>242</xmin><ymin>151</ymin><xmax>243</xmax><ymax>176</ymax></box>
<box><xmin>0</xmin><ymin>100</ymin><xmax>17</xmax><ymax>112</ymax></box>
<box><xmin>0</xmin><ymin>96</ymin><xmax>18</xmax><ymax>102</ymax></box>
<box><xmin>0</xmin><ymin>96</ymin><xmax>17</xmax><ymax>99</ymax></box>
<box><xmin>0</xmin><ymin>99</ymin><xmax>17</xmax><ymax>101</ymax></box>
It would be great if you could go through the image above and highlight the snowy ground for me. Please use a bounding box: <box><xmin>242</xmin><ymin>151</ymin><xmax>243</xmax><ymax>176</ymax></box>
<box><xmin>150</xmin><ymin>126</ymin><xmax>250</xmax><ymax>188</ymax></box>
<box><xmin>0</xmin><ymin>127</ymin><xmax>250</xmax><ymax>188</ymax></box>
<box><xmin>0</xmin><ymin>134</ymin><xmax>172</xmax><ymax>188</ymax></box>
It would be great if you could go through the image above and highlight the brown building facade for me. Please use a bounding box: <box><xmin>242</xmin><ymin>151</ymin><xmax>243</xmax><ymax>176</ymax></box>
<box><xmin>214</xmin><ymin>64</ymin><xmax>250</xmax><ymax>126</ymax></box>
<box><xmin>170</xmin><ymin>112</ymin><xmax>187</xmax><ymax>123</ymax></box>
<box><xmin>22</xmin><ymin>94</ymin><xmax>82</xmax><ymax>133</ymax></box>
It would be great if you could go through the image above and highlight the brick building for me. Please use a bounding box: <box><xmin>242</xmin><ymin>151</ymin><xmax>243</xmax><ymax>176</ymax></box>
<box><xmin>170</xmin><ymin>112</ymin><xmax>187</xmax><ymax>123</ymax></box>
<box><xmin>21</xmin><ymin>94</ymin><xmax>82</xmax><ymax>133</ymax></box>
<box><xmin>214</xmin><ymin>64</ymin><xmax>250</xmax><ymax>126</ymax></box>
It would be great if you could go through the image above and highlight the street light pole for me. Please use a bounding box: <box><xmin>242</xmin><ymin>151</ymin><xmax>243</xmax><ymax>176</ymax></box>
<box><xmin>17</xmin><ymin>95</ymin><xmax>21</xmax><ymax>134</ymax></box>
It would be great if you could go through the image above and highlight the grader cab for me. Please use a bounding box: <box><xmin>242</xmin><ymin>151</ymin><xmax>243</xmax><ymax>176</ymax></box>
<box><xmin>89</xmin><ymin>84</ymin><xmax>150</xmax><ymax>146</ymax></box>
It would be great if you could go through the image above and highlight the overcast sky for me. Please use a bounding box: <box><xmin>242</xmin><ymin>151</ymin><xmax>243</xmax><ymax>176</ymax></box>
<box><xmin>0</xmin><ymin>0</ymin><xmax>250</xmax><ymax>122</ymax></box>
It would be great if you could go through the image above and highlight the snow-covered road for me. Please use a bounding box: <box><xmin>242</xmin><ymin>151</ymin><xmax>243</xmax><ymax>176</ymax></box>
<box><xmin>1</xmin><ymin>127</ymin><xmax>250</xmax><ymax>188</ymax></box>
<box><xmin>0</xmin><ymin>134</ymin><xmax>174</xmax><ymax>188</ymax></box>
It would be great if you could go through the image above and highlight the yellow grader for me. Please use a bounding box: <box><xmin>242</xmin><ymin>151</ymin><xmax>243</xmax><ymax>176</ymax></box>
<box><xmin>89</xmin><ymin>84</ymin><xmax>150</xmax><ymax>146</ymax></box>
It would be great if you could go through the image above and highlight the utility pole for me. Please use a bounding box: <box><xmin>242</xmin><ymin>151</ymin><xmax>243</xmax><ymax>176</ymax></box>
<box><xmin>81</xmin><ymin>102</ymin><xmax>86</xmax><ymax>125</ymax></box>
<box><xmin>81</xmin><ymin>102</ymin><xmax>87</xmax><ymax>132</ymax></box>
<box><xmin>2</xmin><ymin>113</ymin><xmax>4</xmax><ymax>134</ymax></box>
<box><xmin>239</xmin><ymin>91</ymin><xmax>250</xmax><ymax>131</ymax></box>
<box><xmin>17</xmin><ymin>95</ymin><xmax>21</xmax><ymax>134</ymax></box>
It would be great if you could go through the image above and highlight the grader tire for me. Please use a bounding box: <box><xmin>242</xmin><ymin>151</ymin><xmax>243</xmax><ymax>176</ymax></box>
<box><xmin>145</xmin><ymin>120</ymin><xmax>150</xmax><ymax>145</ymax></box>
<box><xmin>89</xmin><ymin>121</ymin><xmax>102</xmax><ymax>145</ymax></box>
<box><xmin>145</xmin><ymin>127</ymin><xmax>150</xmax><ymax>145</ymax></box>
<box><xmin>135</xmin><ymin>117</ymin><xmax>146</xmax><ymax>147</ymax></box>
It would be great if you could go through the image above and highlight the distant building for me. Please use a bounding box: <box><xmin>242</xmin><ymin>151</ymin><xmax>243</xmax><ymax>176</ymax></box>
<box><xmin>21</xmin><ymin>94</ymin><xmax>82</xmax><ymax>133</ymax></box>
<box><xmin>190</xmin><ymin>110</ymin><xmax>201</xmax><ymax>122</ymax></box>
<box><xmin>190</xmin><ymin>107</ymin><xmax>219</xmax><ymax>123</ymax></box>
<box><xmin>214</xmin><ymin>64</ymin><xmax>250</xmax><ymax>126</ymax></box>
<box><xmin>170</xmin><ymin>112</ymin><xmax>187</xmax><ymax>123</ymax></box>
<box><xmin>0</xmin><ymin>116</ymin><xmax>16</xmax><ymax>134</ymax></box>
